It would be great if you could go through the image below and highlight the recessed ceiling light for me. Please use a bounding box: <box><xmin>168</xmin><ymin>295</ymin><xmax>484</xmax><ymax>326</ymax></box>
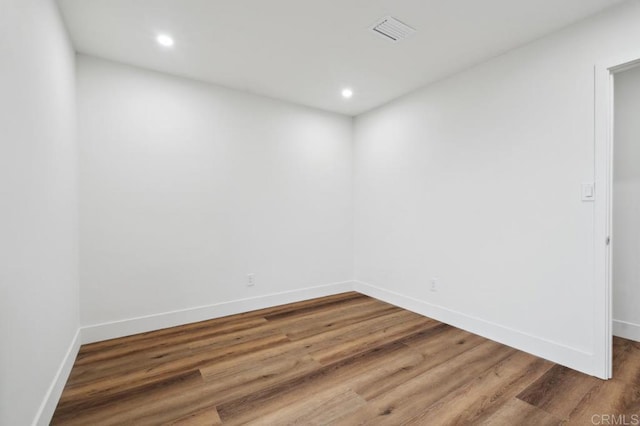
<box><xmin>156</xmin><ymin>34</ymin><xmax>174</xmax><ymax>47</ymax></box>
<box><xmin>341</xmin><ymin>88</ymin><xmax>353</xmax><ymax>99</ymax></box>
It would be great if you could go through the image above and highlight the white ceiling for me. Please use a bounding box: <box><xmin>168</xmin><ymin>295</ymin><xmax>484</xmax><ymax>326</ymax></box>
<box><xmin>57</xmin><ymin>0</ymin><xmax>624</xmax><ymax>116</ymax></box>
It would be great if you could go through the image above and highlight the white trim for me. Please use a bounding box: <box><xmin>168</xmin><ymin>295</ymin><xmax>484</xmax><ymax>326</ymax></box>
<box><xmin>594</xmin><ymin>62</ymin><xmax>614</xmax><ymax>380</ymax></box>
<box><xmin>354</xmin><ymin>281</ymin><xmax>603</xmax><ymax>378</ymax></box>
<box><xmin>32</xmin><ymin>329</ymin><xmax>81</xmax><ymax>426</ymax></box>
<box><xmin>81</xmin><ymin>281</ymin><xmax>355</xmax><ymax>344</ymax></box>
<box><xmin>595</xmin><ymin>50</ymin><xmax>640</xmax><ymax>380</ymax></box>
<box><xmin>38</xmin><ymin>278</ymin><xmax>614</xmax><ymax>425</ymax></box>
<box><xmin>613</xmin><ymin>320</ymin><xmax>640</xmax><ymax>342</ymax></box>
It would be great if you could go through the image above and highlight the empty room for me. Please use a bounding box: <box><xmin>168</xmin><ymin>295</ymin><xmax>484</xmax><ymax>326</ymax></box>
<box><xmin>3</xmin><ymin>0</ymin><xmax>640</xmax><ymax>424</ymax></box>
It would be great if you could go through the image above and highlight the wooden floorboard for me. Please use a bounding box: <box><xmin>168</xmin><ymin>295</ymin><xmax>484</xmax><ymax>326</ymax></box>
<box><xmin>516</xmin><ymin>364</ymin><xmax>601</xmax><ymax>419</ymax></box>
<box><xmin>52</xmin><ymin>292</ymin><xmax>640</xmax><ymax>425</ymax></box>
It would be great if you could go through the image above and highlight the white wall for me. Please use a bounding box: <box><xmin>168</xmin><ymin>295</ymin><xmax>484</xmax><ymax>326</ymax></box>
<box><xmin>77</xmin><ymin>56</ymin><xmax>353</xmax><ymax>335</ymax></box>
<box><xmin>0</xmin><ymin>0</ymin><xmax>79</xmax><ymax>424</ymax></box>
<box><xmin>354</xmin><ymin>0</ymin><xmax>640</xmax><ymax>377</ymax></box>
<box><xmin>613</xmin><ymin>64</ymin><xmax>640</xmax><ymax>342</ymax></box>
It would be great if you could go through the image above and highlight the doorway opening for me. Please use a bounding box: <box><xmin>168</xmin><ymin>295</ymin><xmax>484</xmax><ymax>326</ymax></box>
<box><xmin>611</xmin><ymin>65</ymin><xmax>640</xmax><ymax>347</ymax></box>
<box><xmin>595</xmin><ymin>53</ymin><xmax>640</xmax><ymax>380</ymax></box>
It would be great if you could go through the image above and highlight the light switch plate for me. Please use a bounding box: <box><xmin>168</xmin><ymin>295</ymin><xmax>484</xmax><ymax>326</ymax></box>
<box><xmin>581</xmin><ymin>183</ymin><xmax>595</xmax><ymax>201</ymax></box>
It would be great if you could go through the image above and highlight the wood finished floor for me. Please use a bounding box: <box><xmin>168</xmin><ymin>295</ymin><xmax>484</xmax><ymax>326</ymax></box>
<box><xmin>52</xmin><ymin>292</ymin><xmax>640</xmax><ymax>425</ymax></box>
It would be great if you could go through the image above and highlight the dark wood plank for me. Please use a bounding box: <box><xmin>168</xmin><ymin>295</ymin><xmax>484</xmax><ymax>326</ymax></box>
<box><xmin>68</xmin><ymin>317</ymin><xmax>274</xmax><ymax>386</ymax></box>
<box><xmin>404</xmin><ymin>352</ymin><xmax>553</xmax><ymax>425</ymax></box>
<box><xmin>259</xmin><ymin>291</ymin><xmax>366</xmax><ymax>320</ymax></box>
<box><xmin>216</xmin><ymin>341</ymin><xmax>423</xmax><ymax>423</ymax></box>
<box><xmin>199</xmin><ymin>346</ymin><xmax>322</xmax><ymax>399</ymax></box>
<box><xmin>74</xmin><ymin>291</ymin><xmax>362</xmax><ymax>362</ymax></box>
<box><xmin>516</xmin><ymin>364</ymin><xmax>601</xmax><ymax>419</ymax></box>
<box><xmin>331</xmin><ymin>341</ymin><xmax>517</xmax><ymax>425</ymax></box>
<box><xmin>567</xmin><ymin>379</ymin><xmax>640</xmax><ymax>425</ymax></box>
<box><xmin>613</xmin><ymin>337</ymin><xmax>640</xmax><ymax>386</ymax></box>
<box><xmin>307</xmin><ymin>311</ymin><xmax>434</xmax><ymax>365</ymax></box>
<box><xmin>57</xmin><ymin>331</ymin><xmax>290</xmax><ymax>409</ymax></box>
<box><xmin>168</xmin><ymin>406</ymin><xmax>222</xmax><ymax>425</ymax></box>
<box><xmin>272</xmin><ymin>298</ymin><xmax>401</xmax><ymax>340</ymax></box>
<box><xmin>243</xmin><ymin>387</ymin><xmax>366</xmax><ymax>426</ymax></box>
<box><xmin>479</xmin><ymin>398</ymin><xmax>564</xmax><ymax>426</ymax></box>
<box><xmin>51</xmin><ymin>370</ymin><xmax>205</xmax><ymax>425</ymax></box>
<box><xmin>354</xmin><ymin>326</ymin><xmax>487</xmax><ymax>400</ymax></box>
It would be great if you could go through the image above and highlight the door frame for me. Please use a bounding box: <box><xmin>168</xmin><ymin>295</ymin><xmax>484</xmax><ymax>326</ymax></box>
<box><xmin>594</xmin><ymin>51</ymin><xmax>640</xmax><ymax>379</ymax></box>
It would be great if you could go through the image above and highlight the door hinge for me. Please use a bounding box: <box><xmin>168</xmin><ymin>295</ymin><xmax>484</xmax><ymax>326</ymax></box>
<box><xmin>606</xmin><ymin>236</ymin><xmax>611</xmax><ymax>245</ymax></box>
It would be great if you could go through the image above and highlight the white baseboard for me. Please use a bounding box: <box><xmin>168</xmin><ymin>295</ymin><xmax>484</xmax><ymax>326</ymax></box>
<box><xmin>35</xmin><ymin>279</ymin><xmax>607</xmax><ymax>425</ymax></box>
<box><xmin>33</xmin><ymin>328</ymin><xmax>81</xmax><ymax>426</ymax></box>
<box><xmin>80</xmin><ymin>280</ymin><xmax>604</xmax><ymax>377</ymax></box>
<box><xmin>354</xmin><ymin>281</ymin><xmax>603</xmax><ymax>378</ymax></box>
<box><xmin>613</xmin><ymin>319</ymin><xmax>640</xmax><ymax>342</ymax></box>
<box><xmin>81</xmin><ymin>280</ymin><xmax>355</xmax><ymax>344</ymax></box>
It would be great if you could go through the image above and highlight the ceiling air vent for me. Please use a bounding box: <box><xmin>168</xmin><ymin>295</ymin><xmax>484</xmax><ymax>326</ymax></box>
<box><xmin>369</xmin><ymin>16</ymin><xmax>416</xmax><ymax>42</ymax></box>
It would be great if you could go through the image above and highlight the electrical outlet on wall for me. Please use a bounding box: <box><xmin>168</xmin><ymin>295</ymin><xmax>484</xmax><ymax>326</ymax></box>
<box><xmin>430</xmin><ymin>277</ymin><xmax>438</xmax><ymax>292</ymax></box>
<box><xmin>247</xmin><ymin>273</ymin><xmax>255</xmax><ymax>287</ymax></box>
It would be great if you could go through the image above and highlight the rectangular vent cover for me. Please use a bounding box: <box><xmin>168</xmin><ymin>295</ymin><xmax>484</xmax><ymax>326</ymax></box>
<box><xmin>370</xmin><ymin>16</ymin><xmax>416</xmax><ymax>42</ymax></box>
